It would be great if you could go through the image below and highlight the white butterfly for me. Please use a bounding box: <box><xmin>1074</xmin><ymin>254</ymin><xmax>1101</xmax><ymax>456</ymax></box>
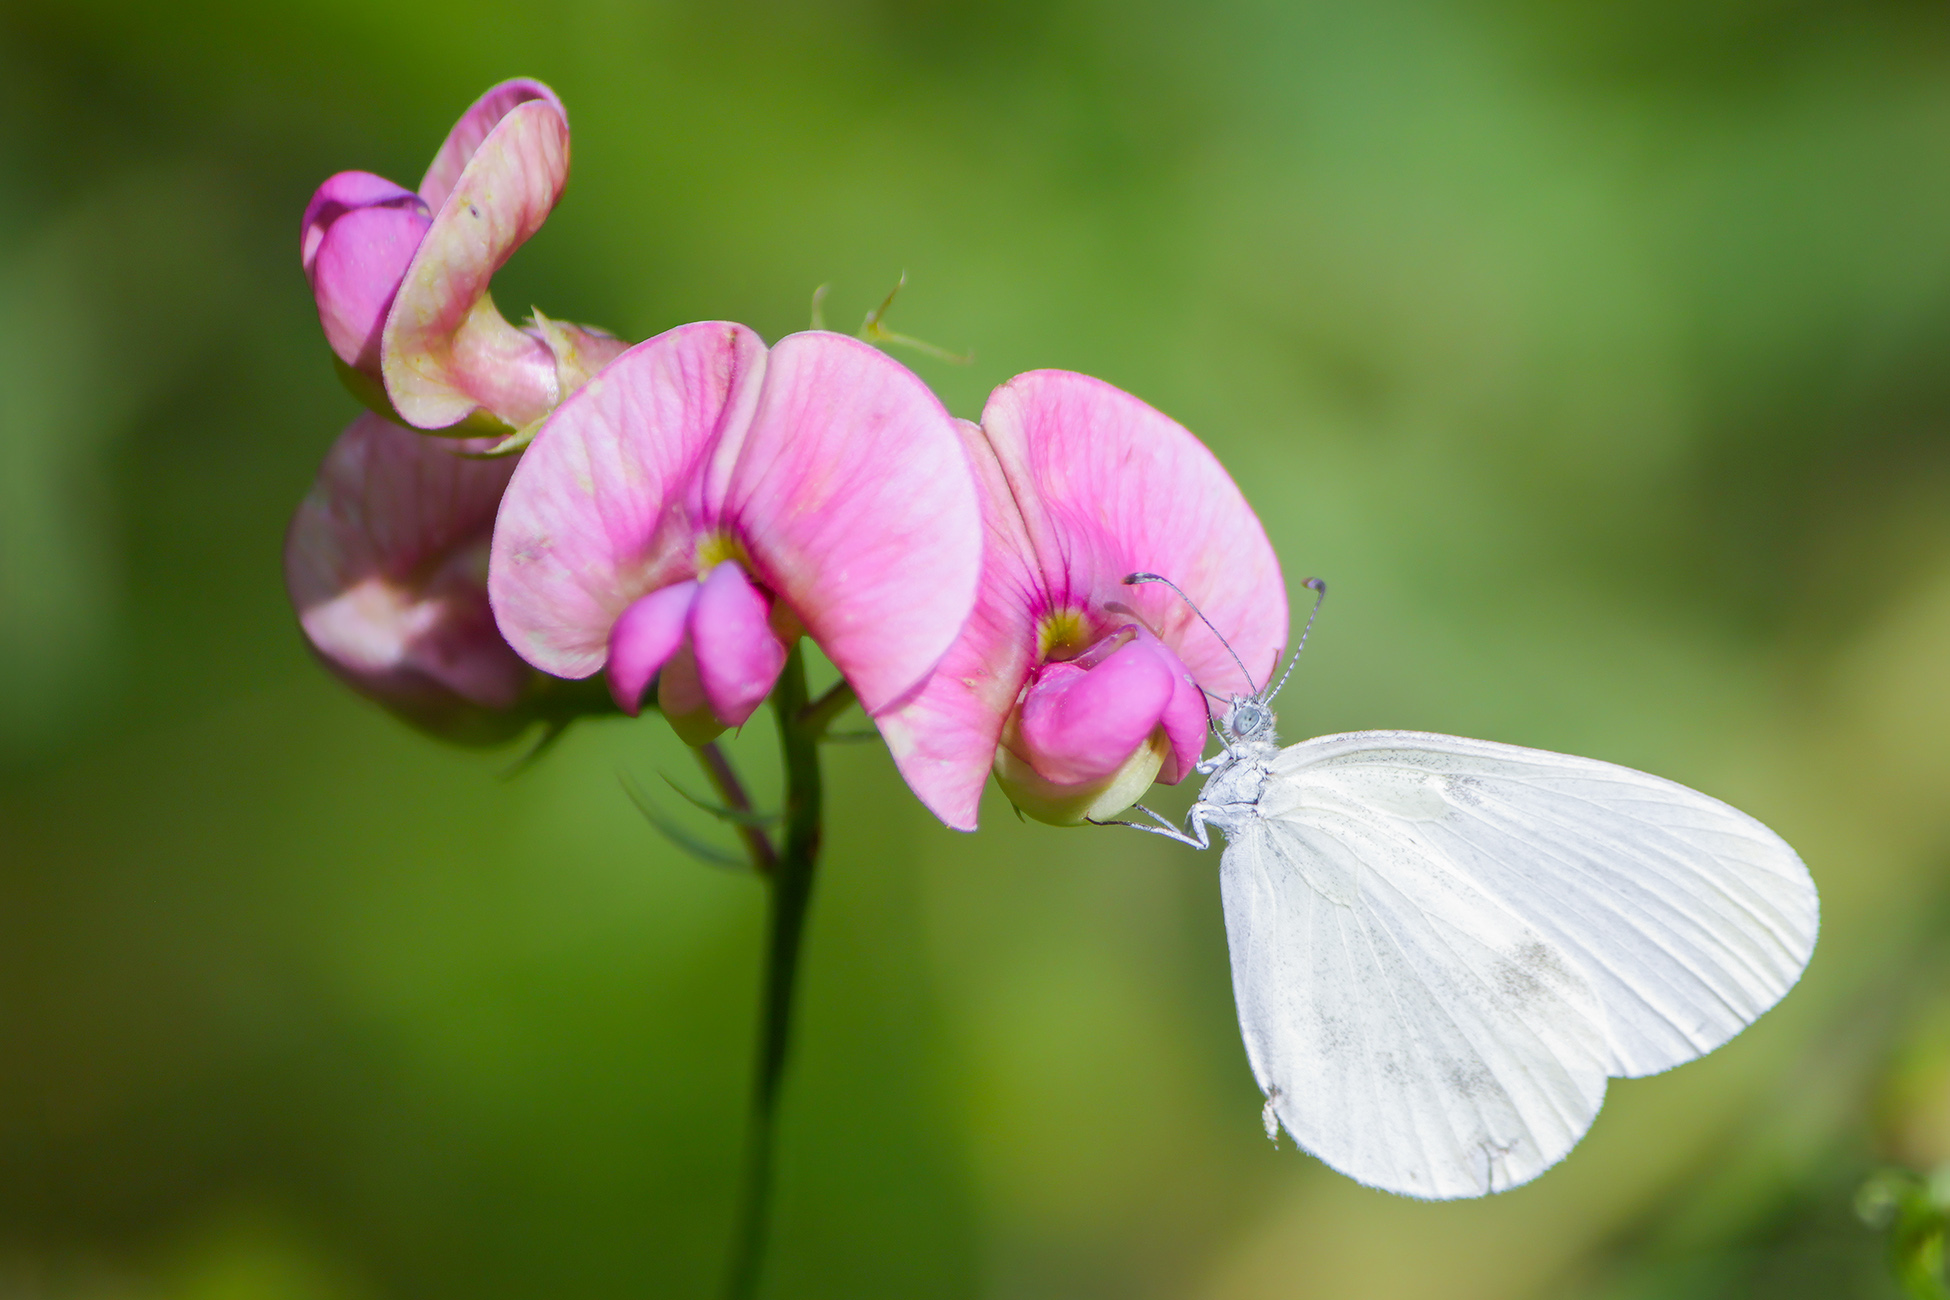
<box><xmin>1114</xmin><ymin>577</ymin><xmax>1819</xmax><ymax>1199</ymax></box>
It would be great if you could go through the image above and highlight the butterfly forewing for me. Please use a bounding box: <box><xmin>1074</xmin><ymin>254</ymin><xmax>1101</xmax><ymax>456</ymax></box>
<box><xmin>1262</xmin><ymin>732</ymin><xmax>1819</xmax><ymax>1077</ymax></box>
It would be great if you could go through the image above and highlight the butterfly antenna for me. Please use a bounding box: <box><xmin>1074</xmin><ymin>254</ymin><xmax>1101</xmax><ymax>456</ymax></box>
<box><xmin>1261</xmin><ymin>578</ymin><xmax>1326</xmax><ymax>705</ymax></box>
<box><xmin>1123</xmin><ymin>572</ymin><xmax>1259</xmax><ymax>694</ymax></box>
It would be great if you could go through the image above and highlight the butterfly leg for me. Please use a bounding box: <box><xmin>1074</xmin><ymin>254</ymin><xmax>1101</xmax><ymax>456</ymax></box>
<box><xmin>1089</xmin><ymin>802</ymin><xmax>1215</xmax><ymax>849</ymax></box>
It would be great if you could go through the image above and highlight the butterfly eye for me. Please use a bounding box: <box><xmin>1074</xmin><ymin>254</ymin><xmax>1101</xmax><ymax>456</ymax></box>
<box><xmin>1228</xmin><ymin>700</ymin><xmax>1270</xmax><ymax>737</ymax></box>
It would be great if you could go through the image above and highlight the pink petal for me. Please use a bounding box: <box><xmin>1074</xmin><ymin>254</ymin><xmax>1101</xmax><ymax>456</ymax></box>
<box><xmin>419</xmin><ymin>78</ymin><xmax>565</xmax><ymax>212</ymax></box>
<box><xmin>980</xmin><ymin>370</ymin><xmax>1288</xmax><ymax>708</ymax></box>
<box><xmin>382</xmin><ymin>98</ymin><xmax>570</xmax><ymax>431</ymax></box>
<box><xmin>690</xmin><ymin>561</ymin><xmax>787</xmax><ymax>728</ymax></box>
<box><xmin>1010</xmin><ymin>639</ymin><xmax>1176</xmax><ymax>786</ymax></box>
<box><xmin>876</xmin><ymin>420</ymin><xmax>1040</xmax><ymax>830</ymax></box>
<box><xmin>606</xmin><ymin>581</ymin><xmax>699</xmax><ymax>715</ymax></box>
<box><xmin>285</xmin><ymin>412</ymin><xmax>531</xmax><ymax>713</ymax></box>
<box><xmin>722</xmin><ymin>332</ymin><xmax>982</xmax><ymax>717</ymax></box>
<box><xmin>489</xmin><ymin>322</ymin><xmax>769</xmax><ymax>677</ymax></box>
<box><xmin>301</xmin><ymin>171</ymin><xmax>420</xmax><ymax>274</ymax></box>
<box><xmin>1142</xmin><ymin>629</ymin><xmax>1212</xmax><ymax>783</ymax></box>
<box><xmin>300</xmin><ymin>172</ymin><xmax>431</xmax><ymax>374</ymax></box>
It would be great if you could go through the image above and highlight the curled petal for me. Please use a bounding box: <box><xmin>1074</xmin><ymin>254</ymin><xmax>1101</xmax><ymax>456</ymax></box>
<box><xmin>982</xmin><ymin>370</ymin><xmax>1288</xmax><ymax>706</ymax></box>
<box><xmin>607</xmin><ymin>581</ymin><xmax>699</xmax><ymax>715</ymax></box>
<box><xmin>1138</xmin><ymin>628</ymin><xmax>1211</xmax><ymax>784</ymax></box>
<box><xmin>878</xmin><ymin>420</ymin><xmax>1040</xmax><ymax>830</ymax></box>
<box><xmin>690</xmin><ymin>561</ymin><xmax>787</xmax><ymax>729</ymax></box>
<box><xmin>300</xmin><ymin>171</ymin><xmax>431</xmax><ymax>376</ymax></box>
<box><xmin>285</xmin><ymin>413</ymin><xmax>533</xmax><ymax>734</ymax></box>
<box><xmin>419</xmin><ymin>78</ymin><xmax>565</xmax><ymax>211</ymax></box>
<box><xmin>383</xmin><ymin>98</ymin><xmax>570</xmax><ymax>431</ymax></box>
<box><xmin>490</xmin><ymin>322</ymin><xmax>768</xmax><ymax>677</ymax></box>
<box><xmin>725</xmin><ymin>332</ymin><xmax>982</xmax><ymax>716</ymax></box>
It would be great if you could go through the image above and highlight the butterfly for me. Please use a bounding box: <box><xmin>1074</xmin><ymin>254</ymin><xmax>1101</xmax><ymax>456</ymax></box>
<box><xmin>1110</xmin><ymin>576</ymin><xmax>1819</xmax><ymax>1199</ymax></box>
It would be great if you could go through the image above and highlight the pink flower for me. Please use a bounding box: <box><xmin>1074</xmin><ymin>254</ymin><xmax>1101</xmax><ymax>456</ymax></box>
<box><xmin>880</xmin><ymin>371</ymin><xmax>1288</xmax><ymax>829</ymax></box>
<box><xmin>300</xmin><ymin>78</ymin><xmax>624</xmax><ymax>436</ymax></box>
<box><xmin>285</xmin><ymin>412</ymin><xmax>543</xmax><ymax>741</ymax></box>
<box><xmin>488</xmin><ymin>322</ymin><xmax>984</xmax><ymax>748</ymax></box>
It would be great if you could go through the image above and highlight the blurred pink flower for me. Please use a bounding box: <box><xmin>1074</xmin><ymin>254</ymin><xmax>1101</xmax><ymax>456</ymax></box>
<box><xmin>489</xmin><ymin>322</ymin><xmax>984</xmax><ymax>747</ymax></box>
<box><xmin>879</xmin><ymin>370</ymin><xmax>1288</xmax><ymax>829</ymax></box>
<box><xmin>300</xmin><ymin>78</ymin><xmax>624</xmax><ymax>436</ymax></box>
<box><xmin>285</xmin><ymin>413</ymin><xmax>544</xmax><ymax>741</ymax></box>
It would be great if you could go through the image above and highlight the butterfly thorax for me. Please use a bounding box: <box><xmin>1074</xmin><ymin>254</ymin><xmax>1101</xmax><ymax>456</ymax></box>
<box><xmin>1197</xmin><ymin>736</ymin><xmax>1283</xmax><ymax>818</ymax></box>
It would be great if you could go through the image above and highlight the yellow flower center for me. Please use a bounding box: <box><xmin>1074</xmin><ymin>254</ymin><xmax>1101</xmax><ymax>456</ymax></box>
<box><xmin>1036</xmin><ymin>607</ymin><xmax>1094</xmax><ymax>661</ymax></box>
<box><xmin>694</xmin><ymin>530</ymin><xmax>750</xmax><ymax>574</ymax></box>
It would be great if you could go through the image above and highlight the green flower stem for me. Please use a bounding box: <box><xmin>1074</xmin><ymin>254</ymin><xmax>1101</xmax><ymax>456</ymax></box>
<box><xmin>696</xmin><ymin>741</ymin><xmax>777</xmax><ymax>873</ymax></box>
<box><xmin>723</xmin><ymin>646</ymin><xmax>853</xmax><ymax>1300</ymax></box>
<box><xmin>798</xmin><ymin>678</ymin><xmax>859</xmax><ymax>738</ymax></box>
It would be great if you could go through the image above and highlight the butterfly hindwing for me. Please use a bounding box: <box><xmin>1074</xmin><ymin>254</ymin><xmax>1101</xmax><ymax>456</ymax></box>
<box><xmin>1219</xmin><ymin>811</ymin><xmax>1610</xmax><ymax>1199</ymax></box>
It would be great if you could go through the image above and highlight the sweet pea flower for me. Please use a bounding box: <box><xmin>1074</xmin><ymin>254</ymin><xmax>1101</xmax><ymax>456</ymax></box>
<box><xmin>285</xmin><ymin>413</ymin><xmax>544</xmax><ymax>742</ymax></box>
<box><xmin>880</xmin><ymin>370</ymin><xmax>1287</xmax><ymax>829</ymax></box>
<box><xmin>488</xmin><ymin>322</ymin><xmax>984</xmax><ymax>748</ymax></box>
<box><xmin>300</xmin><ymin>78</ymin><xmax>625</xmax><ymax>437</ymax></box>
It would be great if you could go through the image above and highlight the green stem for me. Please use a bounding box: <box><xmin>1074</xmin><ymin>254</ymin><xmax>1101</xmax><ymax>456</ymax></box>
<box><xmin>798</xmin><ymin>679</ymin><xmax>858</xmax><ymax>738</ymax></box>
<box><xmin>723</xmin><ymin>644</ymin><xmax>828</xmax><ymax>1300</ymax></box>
<box><xmin>696</xmin><ymin>741</ymin><xmax>777</xmax><ymax>874</ymax></box>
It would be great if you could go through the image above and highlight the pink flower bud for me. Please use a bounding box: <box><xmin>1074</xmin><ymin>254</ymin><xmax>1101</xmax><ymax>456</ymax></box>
<box><xmin>301</xmin><ymin>172</ymin><xmax>431</xmax><ymax>382</ymax></box>
<box><xmin>285</xmin><ymin>413</ymin><xmax>537</xmax><ymax>740</ymax></box>
<box><xmin>300</xmin><ymin>79</ymin><xmax>626</xmax><ymax>433</ymax></box>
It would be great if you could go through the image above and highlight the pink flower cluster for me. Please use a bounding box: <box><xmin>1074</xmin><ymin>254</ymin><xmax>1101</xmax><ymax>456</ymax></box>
<box><xmin>286</xmin><ymin>80</ymin><xmax>1288</xmax><ymax>827</ymax></box>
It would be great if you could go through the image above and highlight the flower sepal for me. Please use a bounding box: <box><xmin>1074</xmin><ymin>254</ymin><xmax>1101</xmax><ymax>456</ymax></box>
<box><xmin>994</xmin><ymin>720</ymin><xmax>1170</xmax><ymax>826</ymax></box>
<box><xmin>372</xmin><ymin>664</ymin><xmax>624</xmax><ymax>747</ymax></box>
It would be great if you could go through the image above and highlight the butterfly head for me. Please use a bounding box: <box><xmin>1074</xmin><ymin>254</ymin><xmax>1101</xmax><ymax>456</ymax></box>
<box><xmin>1123</xmin><ymin>572</ymin><xmax>1325</xmax><ymax>760</ymax></box>
<box><xmin>1222</xmin><ymin>697</ymin><xmax>1276</xmax><ymax>743</ymax></box>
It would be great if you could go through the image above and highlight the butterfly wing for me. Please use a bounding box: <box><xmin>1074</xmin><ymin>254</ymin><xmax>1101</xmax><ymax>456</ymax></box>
<box><xmin>1220</xmin><ymin>729</ymin><xmax>1818</xmax><ymax>1198</ymax></box>
<box><xmin>1262</xmin><ymin>731</ymin><xmax>1820</xmax><ymax>1077</ymax></box>
<box><xmin>1220</xmin><ymin>811</ymin><xmax>1611</xmax><ymax>1198</ymax></box>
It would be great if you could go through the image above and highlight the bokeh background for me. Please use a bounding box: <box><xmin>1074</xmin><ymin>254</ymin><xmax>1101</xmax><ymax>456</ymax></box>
<box><xmin>4</xmin><ymin>0</ymin><xmax>1950</xmax><ymax>1295</ymax></box>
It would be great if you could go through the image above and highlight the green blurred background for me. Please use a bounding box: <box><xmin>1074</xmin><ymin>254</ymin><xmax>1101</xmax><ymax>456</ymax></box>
<box><xmin>4</xmin><ymin>0</ymin><xmax>1950</xmax><ymax>1295</ymax></box>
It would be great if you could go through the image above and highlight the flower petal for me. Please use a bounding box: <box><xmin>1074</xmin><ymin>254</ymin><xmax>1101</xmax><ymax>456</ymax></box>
<box><xmin>1139</xmin><ymin>628</ymin><xmax>1212</xmax><ymax>783</ymax></box>
<box><xmin>418</xmin><ymin>78</ymin><xmax>565</xmax><ymax>212</ymax></box>
<box><xmin>489</xmin><ymin>321</ymin><xmax>769</xmax><ymax>677</ymax></box>
<box><xmin>981</xmin><ymin>370</ymin><xmax>1288</xmax><ymax>706</ymax></box>
<box><xmin>607</xmin><ymin>581</ymin><xmax>699</xmax><ymax>715</ymax></box>
<box><xmin>383</xmin><ymin>97</ymin><xmax>570</xmax><ymax>431</ymax></box>
<box><xmin>1010</xmin><ymin>639</ymin><xmax>1176</xmax><ymax>786</ymax></box>
<box><xmin>285</xmin><ymin>412</ymin><xmax>532</xmax><ymax>720</ymax></box>
<box><xmin>301</xmin><ymin>171</ymin><xmax>431</xmax><ymax>375</ymax></box>
<box><xmin>690</xmin><ymin>561</ymin><xmax>787</xmax><ymax>728</ymax></box>
<box><xmin>876</xmin><ymin>420</ymin><xmax>1040</xmax><ymax>830</ymax></box>
<box><xmin>723</xmin><ymin>332</ymin><xmax>982</xmax><ymax>717</ymax></box>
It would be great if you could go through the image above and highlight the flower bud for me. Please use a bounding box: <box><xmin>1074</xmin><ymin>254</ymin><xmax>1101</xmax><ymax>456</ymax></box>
<box><xmin>287</xmin><ymin>413</ymin><xmax>534</xmax><ymax>741</ymax></box>
<box><xmin>301</xmin><ymin>172</ymin><xmax>431</xmax><ymax>409</ymax></box>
